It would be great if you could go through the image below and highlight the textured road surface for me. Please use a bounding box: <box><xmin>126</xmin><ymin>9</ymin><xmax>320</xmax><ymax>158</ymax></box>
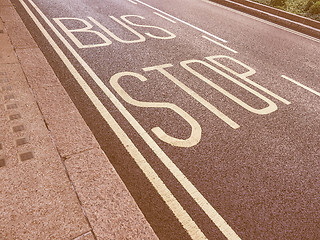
<box><xmin>12</xmin><ymin>0</ymin><xmax>320</xmax><ymax>239</ymax></box>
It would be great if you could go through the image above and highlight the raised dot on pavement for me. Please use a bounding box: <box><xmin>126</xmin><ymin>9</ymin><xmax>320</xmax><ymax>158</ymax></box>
<box><xmin>12</xmin><ymin>125</ymin><xmax>25</xmax><ymax>132</ymax></box>
<box><xmin>0</xmin><ymin>159</ymin><xmax>5</xmax><ymax>167</ymax></box>
<box><xmin>0</xmin><ymin>143</ymin><xmax>2</xmax><ymax>150</ymax></box>
<box><xmin>16</xmin><ymin>138</ymin><xmax>28</xmax><ymax>146</ymax></box>
<box><xmin>0</xmin><ymin>79</ymin><xmax>9</xmax><ymax>83</ymax></box>
<box><xmin>4</xmin><ymin>94</ymin><xmax>15</xmax><ymax>101</ymax></box>
<box><xmin>19</xmin><ymin>152</ymin><xmax>34</xmax><ymax>161</ymax></box>
<box><xmin>2</xmin><ymin>86</ymin><xmax>12</xmax><ymax>91</ymax></box>
<box><xmin>6</xmin><ymin>103</ymin><xmax>18</xmax><ymax>110</ymax></box>
<box><xmin>9</xmin><ymin>114</ymin><xmax>21</xmax><ymax>121</ymax></box>
<box><xmin>0</xmin><ymin>30</ymin><xmax>3</xmax><ymax>33</ymax></box>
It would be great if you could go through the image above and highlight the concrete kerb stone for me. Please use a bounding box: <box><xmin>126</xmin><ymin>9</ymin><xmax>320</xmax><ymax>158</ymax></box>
<box><xmin>209</xmin><ymin>0</ymin><xmax>320</xmax><ymax>39</ymax></box>
<box><xmin>0</xmin><ymin>26</ymin><xmax>18</xmax><ymax>64</ymax></box>
<box><xmin>1</xmin><ymin>0</ymin><xmax>158</xmax><ymax>239</ymax></box>
<box><xmin>65</xmin><ymin>148</ymin><xmax>158</xmax><ymax>240</ymax></box>
<box><xmin>5</xmin><ymin>20</ymin><xmax>38</xmax><ymax>49</ymax></box>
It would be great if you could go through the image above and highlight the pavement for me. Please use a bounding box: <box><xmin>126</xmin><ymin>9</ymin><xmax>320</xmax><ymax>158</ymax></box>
<box><xmin>0</xmin><ymin>0</ymin><xmax>158</xmax><ymax>239</ymax></box>
<box><xmin>0</xmin><ymin>0</ymin><xmax>318</xmax><ymax>239</ymax></box>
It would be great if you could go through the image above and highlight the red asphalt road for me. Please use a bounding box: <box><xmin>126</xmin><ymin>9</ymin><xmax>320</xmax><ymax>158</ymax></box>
<box><xmin>12</xmin><ymin>0</ymin><xmax>320</xmax><ymax>239</ymax></box>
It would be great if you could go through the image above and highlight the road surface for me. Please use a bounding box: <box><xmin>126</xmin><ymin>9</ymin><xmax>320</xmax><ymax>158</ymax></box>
<box><xmin>12</xmin><ymin>0</ymin><xmax>320</xmax><ymax>239</ymax></box>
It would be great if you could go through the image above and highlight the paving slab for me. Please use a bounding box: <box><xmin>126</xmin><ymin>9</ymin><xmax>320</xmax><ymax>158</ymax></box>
<box><xmin>0</xmin><ymin>6</ymin><xmax>23</xmax><ymax>23</ymax></box>
<box><xmin>65</xmin><ymin>148</ymin><xmax>158</xmax><ymax>240</ymax></box>
<box><xmin>0</xmin><ymin>0</ymin><xmax>11</xmax><ymax>6</ymax></box>
<box><xmin>28</xmin><ymin>84</ymin><xmax>100</xmax><ymax>158</ymax></box>
<box><xmin>0</xmin><ymin>147</ymin><xmax>91</xmax><ymax>240</ymax></box>
<box><xmin>0</xmin><ymin>27</ymin><xmax>17</xmax><ymax>64</ymax></box>
<box><xmin>4</xmin><ymin>20</ymin><xmax>38</xmax><ymax>49</ymax></box>
<box><xmin>16</xmin><ymin>48</ymin><xmax>62</xmax><ymax>88</ymax></box>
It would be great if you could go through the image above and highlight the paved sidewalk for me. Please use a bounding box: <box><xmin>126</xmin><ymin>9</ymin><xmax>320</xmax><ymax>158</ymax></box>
<box><xmin>0</xmin><ymin>0</ymin><xmax>158</xmax><ymax>239</ymax></box>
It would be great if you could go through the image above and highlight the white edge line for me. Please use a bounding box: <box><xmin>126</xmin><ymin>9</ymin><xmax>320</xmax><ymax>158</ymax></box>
<box><xmin>202</xmin><ymin>35</ymin><xmax>238</xmax><ymax>53</ymax></box>
<box><xmin>127</xmin><ymin>0</ymin><xmax>137</xmax><ymax>4</ymax></box>
<box><xmin>134</xmin><ymin>0</ymin><xmax>228</xmax><ymax>43</ymax></box>
<box><xmin>153</xmin><ymin>12</ymin><xmax>176</xmax><ymax>23</ymax></box>
<box><xmin>200</xmin><ymin>0</ymin><xmax>320</xmax><ymax>43</ymax></box>
<box><xmin>22</xmin><ymin>0</ymin><xmax>242</xmax><ymax>239</ymax></box>
<box><xmin>281</xmin><ymin>75</ymin><xmax>320</xmax><ymax>97</ymax></box>
<box><xmin>73</xmin><ymin>232</ymin><xmax>92</xmax><ymax>240</ymax></box>
<box><xmin>19</xmin><ymin>0</ymin><xmax>208</xmax><ymax>239</ymax></box>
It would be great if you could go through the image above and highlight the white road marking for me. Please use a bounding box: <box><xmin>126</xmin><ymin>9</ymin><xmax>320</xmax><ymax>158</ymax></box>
<box><xmin>110</xmin><ymin>71</ymin><xmax>202</xmax><ymax>148</ymax></box>
<box><xmin>21</xmin><ymin>0</ymin><xmax>242</xmax><ymax>239</ymax></box>
<box><xmin>53</xmin><ymin>17</ymin><xmax>113</xmax><ymax>48</ymax></box>
<box><xmin>181</xmin><ymin>59</ymin><xmax>278</xmax><ymax>114</ymax></box>
<box><xmin>208</xmin><ymin>56</ymin><xmax>291</xmax><ymax>105</ymax></box>
<box><xmin>143</xmin><ymin>64</ymin><xmax>241</xmax><ymax>129</ymax></box>
<box><xmin>281</xmin><ymin>75</ymin><xmax>320</xmax><ymax>97</ymax></box>
<box><xmin>119</xmin><ymin>15</ymin><xmax>176</xmax><ymax>40</ymax></box>
<box><xmin>127</xmin><ymin>0</ymin><xmax>137</xmax><ymax>4</ymax></box>
<box><xmin>202</xmin><ymin>35</ymin><xmax>238</xmax><ymax>53</ymax></box>
<box><xmin>19</xmin><ymin>0</ymin><xmax>207</xmax><ymax>239</ymax></box>
<box><xmin>134</xmin><ymin>0</ymin><xmax>228</xmax><ymax>42</ymax></box>
<box><xmin>153</xmin><ymin>12</ymin><xmax>176</xmax><ymax>23</ymax></box>
<box><xmin>201</xmin><ymin>0</ymin><xmax>320</xmax><ymax>44</ymax></box>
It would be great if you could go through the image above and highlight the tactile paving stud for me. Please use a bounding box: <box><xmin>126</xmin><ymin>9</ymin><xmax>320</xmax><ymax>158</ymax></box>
<box><xmin>16</xmin><ymin>138</ymin><xmax>28</xmax><ymax>146</ymax></box>
<box><xmin>0</xmin><ymin>159</ymin><xmax>5</xmax><ymax>167</ymax></box>
<box><xmin>0</xmin><ymin>143</ymin><xmax>2</xmax><ymax>150</ymax></box>
<box><xmin>2</xmin><ymin>86</ymin><xmax>12</xmax><ymax>91</ymax></box>
<box><xmin>9</xmin><ymin>114</ymin><xmax>21</xmax><ymax>121</ymax></box>
<box><xmin>4</xmin><ymin>94</ymin><xmax>15</xmax><ymax>101</ymax></box>
<box><xmin>19</xmin><ymin>152</ymin><xmax>34</xmax><ymax>161</ymax></box>
<box><xmin>12</xmin><ymin>125</ymin><xmax>25</xmax><ymax>133</ymax></box>
<box><xmin>0</xmin><ymin>79</ymin><xmax>9</xmax><ymax>84</ymax></box>
<box><xmin>6</xmin><ymin>103</ymin><xmax>18</xmax><ymax>110</ymax></box>
<box><xmin>0</xmin><ymin>30</ymin><xmax>3</xmax><ymax>34</ymax></box>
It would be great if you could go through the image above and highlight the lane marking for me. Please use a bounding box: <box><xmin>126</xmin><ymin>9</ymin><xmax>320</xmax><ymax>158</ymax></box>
<box><xmin>110</xmin><ymin>71</ymin><xmax>202</xmax><ymax>148</ymax></box>
<box><xmin>281</xmin><ymin>75</ymin><xmax>320</xmax><ymax>97</ymax></box>
<box><xmin>181</xmin><ymin>58</ymin><xmax>278</xmax><ymax>115</ymax></box>
<box><xmin>21</xmin><ymin>0</ymin><xmax>241</xmax><ymax>239</ymax></box>
<box><xmin>143</xmin><ymin>64</ymin><xmax>241</xmax><ymax>129</ymax></box>
<box><xmin>19</xmin><ymin>0</ymin><xmax>207</xmax><ymax>239</ymax></box>
<box><xmin>153</xmin><ymin>12</ymin><xmax>176</xmax><ymax>23</ymax></box>
<box><xmin>208</xmin><ymin>56</ymin><xmax>291</xmax><ymax>105</ymax></box>
<box><xmin>127</xmin><ymin>0</ymin><xmax>137</xmax><ymax>4</ymax></box>
<box><xmin>134</xmin><ymin>0</ymin><xmax>228</xmax><ymax>42</ymax></box>
<box><xmin>202</xmin><ymin>35</ymin><xmax>238</xmax><ymax>53</ymax></box>
<box><xmin>201</xmin><ymin>0</ymin><xmax>320</xmax><ymax>43</ymax></box>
